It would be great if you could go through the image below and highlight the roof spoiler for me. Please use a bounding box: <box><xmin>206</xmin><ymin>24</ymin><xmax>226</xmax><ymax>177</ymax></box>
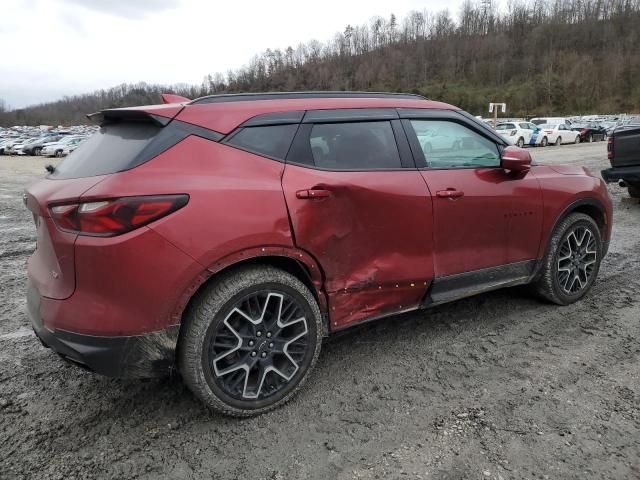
<box><xmin>161</xmin><ymin>93</ymin><xmax>190</xmax><ymax>104</ymax></box>
<box><xmin>86</xmin><ymin>104</ymin><xmax>185</xmax><ymax>126</ymax></box>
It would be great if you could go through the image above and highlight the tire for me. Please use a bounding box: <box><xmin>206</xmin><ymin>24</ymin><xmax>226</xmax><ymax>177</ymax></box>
<box><xmin>33</xmin><ymin>147</ymin><xmax>42</xmax><ymax>156</ymax></box>
<box><xmin>587</xmin><ymin>134</ymin><xmax>593</xmax><ymax>143</ymax></box>
<box><xmin>55</xmin><ymin>150</ymin><xmax>63</xmax><ymax>158</ymax></box>
<box><xmin>179</xmin><ymin>265</ymin><xmax>323</xmax><ymax>416</ymax></box>
<box><xmin>628</xmin><ymin>185</ymin><xmax>640</xmax><ymax>198</ymax></box>
<box><xmin>532</xmin><ymin>213</ymin><xmax>602</xmax><ymax>305</ymax></box>
<box><xmin>516</xmin><ymin>137</ymin><xmax>525</xmax><ymax>148</ymax></box>
<box><xmin>541</xmin><ymin>136</ymin><xmax>548</xmax><ymax>147</ymax></box>
<box><xmin>574</xmin><ymin>135</ymin><xmax>581</xmax><ymax>144</ymax></box>
<box><xmin>555</xmin><ymin>137</ymin><xmax>562</xmax><ymax>146</ymax></box>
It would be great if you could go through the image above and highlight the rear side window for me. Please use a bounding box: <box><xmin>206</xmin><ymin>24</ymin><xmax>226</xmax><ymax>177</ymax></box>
<box><xmin>50</xmin><ymin>123</ymin><xmax>160</xmax><ymax>179</ymax></box>
<box><xmin>309</xmin><ymin>121</ymin><xmax>401</xmax><ymax>170</ymax></box>
<box><xmin>226</xmin><ymin>124</ymin><xmax>298</xmax><ymax>160</ymax></box>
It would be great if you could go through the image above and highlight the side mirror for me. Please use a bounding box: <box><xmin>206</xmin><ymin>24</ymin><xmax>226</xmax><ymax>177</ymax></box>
<box><xmin>501</xmin><ymin>145</ymin><xmax>532</xmax><ymax>172</ymax></box>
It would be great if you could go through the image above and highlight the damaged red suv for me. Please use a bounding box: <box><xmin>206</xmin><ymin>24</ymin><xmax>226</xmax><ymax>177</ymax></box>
<box><xmin>25</xmin><ymin>92</ymin><xmax>613</xmax><ymax>416</ymax></box>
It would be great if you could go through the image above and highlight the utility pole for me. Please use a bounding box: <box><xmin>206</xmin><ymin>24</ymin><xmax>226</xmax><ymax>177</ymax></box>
<box><xmin>489</xmin><ymin>102</ymin><xmax>506</xmax><ymax>128</ymax></box>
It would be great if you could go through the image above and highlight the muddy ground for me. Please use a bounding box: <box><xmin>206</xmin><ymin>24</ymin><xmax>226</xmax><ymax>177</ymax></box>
<box><xmin>0</xmin><ymin>143</ymin><xmax>638</xmax><ymax>480</ymax></box>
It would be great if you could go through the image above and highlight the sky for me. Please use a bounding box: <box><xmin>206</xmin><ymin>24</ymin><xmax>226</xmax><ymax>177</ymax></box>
<box><xmin>0</xmin><ymin>0</ymin><xmax>464</xmax><ymax>109</ymax></box>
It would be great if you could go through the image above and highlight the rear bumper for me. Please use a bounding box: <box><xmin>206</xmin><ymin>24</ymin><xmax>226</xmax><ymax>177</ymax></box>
<box><xmin>27</xmin><ymin>281</ymin><xmax>179</xmax><ymax>378</ymax></box>
<box><xmin>601</xmin><ymin>166</ymin><xmax>640</xmax><ymax>184</ymax></box>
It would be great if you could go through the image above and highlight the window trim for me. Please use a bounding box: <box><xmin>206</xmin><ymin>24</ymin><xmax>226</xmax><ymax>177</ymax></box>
<box><xmin>285</xmin><ymin>119</ymin><xmax>414</xmax><ymax>172</ymax></box>
<box><xmin>399</xmin><ymin>111</ymin><xmax>505</xmax><ymax>170</ymax></box>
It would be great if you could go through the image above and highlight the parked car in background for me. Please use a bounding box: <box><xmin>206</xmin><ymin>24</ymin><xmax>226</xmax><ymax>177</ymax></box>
<box><xmin>495</xmin><ymin>121</ymin><xmax>548</xmax><ymax>147</ymax></box>
<box><xmin>531</xmin><ymin>117</ymin><xmax>573</xmax><ymax>127</ymax></box>
<box><xmin>571</xmin><ymin>123</ymin><xmax>607</xmax><ymax>143</ymax></box>
<box><xmin>539</xmin><ymin>123</ymin><xmax>581</xmax><ymax>145</ymax></box>
<box><xmin>25</xmin><ymin>91</ymin><xmax>612</xmax><ymax>416</ymax></box>
<box><xmin>61</xmin><ymin>141</ymin><xmax>83</xmax><ymax>156</ymax></box>
<box><xmin>0</xmin><ymin>138</ymin><xmax>16</xmax><ymax>155</ymax></box>
<box><xmin>41</xmin><ymin>136</ymin><xmax>85</xmax><ymax>157</ymax></box>
<box><xmin>21</xmin><ymin>135</ymin><xmax>65</xmax><ymax>155</ymax></box>
<box><xmin>601</xmin><ymin>125</ymin><xmax>640</xmax><ymax>198</ymax></box>
<box><xmin>7</xmin><ymin>137</ymin><xmax>34</xmax><ymax>155</ymax></box>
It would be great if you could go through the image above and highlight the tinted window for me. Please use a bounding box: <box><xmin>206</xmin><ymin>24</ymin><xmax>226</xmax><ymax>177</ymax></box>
<box><xmin>51</xmin><ymin>123</ymin><xmax>160</xmax><ymax>179</ymax></box>
<box><xmin>227</xmin><ymin>124</ymin><xmax>298</xmax><ymax>160</ymax></box>
<box><xmin>496</xmin><ymin>123</ymin><xmax>516</xmax><ymax>130</ymax></box>
<box><xmin>309</xmin><ymin>121</ymin><xmax>401</xmax><ymax>170</ymax></box>
<box><xmin>519</xmin><ymin>123</ymin><xmax>530</xmax><ymax>129</ymax></box>
<box><xmin>410</xmin><ymin>120</ymin><xmax>500</xmax><ymax>168</ymax></box>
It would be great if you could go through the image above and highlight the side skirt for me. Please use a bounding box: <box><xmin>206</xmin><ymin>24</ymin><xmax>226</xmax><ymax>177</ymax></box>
<box><xmin>422</xmin><ymin>260</ymin><xmax>538</xmax><ymax>307</ymax></box>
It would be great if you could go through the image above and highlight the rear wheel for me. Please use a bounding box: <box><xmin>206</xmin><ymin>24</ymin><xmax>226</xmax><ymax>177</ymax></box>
<box><xmin>555</xmin><ymin>137</ymin><xmax>562</xmax><ymax>146</ymax></box>
<box><xmin>54</xmin><ymin>150</ymin><xmax>63</xmax><ymax>158</ymax></box>
<box><xmin>516</xmin><ymin>137</ymin><xmax>525</xmax><ymax>148</ymax></box>
<box><xmin>628</xmin><ymin>185</ymin><xmax>640</xmax><ymax>198</ymax></box>
<box><xmin>179</xmin><ymin>266</ymin><xmax>323</xmax><ymax>416</ymax></box>
<box><xmin>33</xmin><ymin>147</ymin><xmax>42</xmax><ymax>156</ymax></box>
<box><xmin>541</xmin><ymin>136</ymin><xmax>548</xmax><ymax>147</ymax></box>
<box><xmin>587</xmin><ymin>133</ymin><xmax>593</xmax><ymax>143</ymax></box>
<box><xmin>533</xmin><ymin>213</ymin><xmax>602</xmax><ymax>305</ymax></box>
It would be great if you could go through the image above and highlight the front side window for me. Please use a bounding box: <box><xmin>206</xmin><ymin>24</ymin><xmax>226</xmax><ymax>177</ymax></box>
<box><xmin>309</xmin><ymin>121</ymin><xmax>401</xmax><ymax>170</ymax></box>
<box><xmin>410</xmin><ymin>120</ymin><xmax>500</xmax><ymax>169</ymax></box>
<box><xmin>226</xmin><ymin>124</ymin><xmax>298</xmax><ymax>160</ymax></box>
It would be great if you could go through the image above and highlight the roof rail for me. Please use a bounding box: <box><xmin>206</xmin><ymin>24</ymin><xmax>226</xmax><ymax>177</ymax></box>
<box><xmin>189</xmin><ymin>91</ymin><xmax>427</xmax><ymax>105</ymax></box>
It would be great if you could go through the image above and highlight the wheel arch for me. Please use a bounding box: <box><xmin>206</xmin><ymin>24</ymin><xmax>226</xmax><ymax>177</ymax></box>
<box><xmin>173</xmin><ymin>248</ymin><xmax>330</xmax><ymax>343</ymax></box>
<box><xmin>549</xmin><ymin>197</ymin><xmax>608</xmax><ymax>247</ymax></box>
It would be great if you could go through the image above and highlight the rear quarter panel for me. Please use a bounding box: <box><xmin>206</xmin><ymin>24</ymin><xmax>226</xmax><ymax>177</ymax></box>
<box><xmin>80</xmin><ymin>135</ymin><xmax>294</xmax><ymax>268</ymax></box>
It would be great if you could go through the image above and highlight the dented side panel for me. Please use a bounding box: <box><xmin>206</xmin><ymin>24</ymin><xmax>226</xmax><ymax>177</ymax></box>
<box><xmin>282</xmin><ymin>164</ymin><xmax>434</xmax><ymax>330</ymax></box>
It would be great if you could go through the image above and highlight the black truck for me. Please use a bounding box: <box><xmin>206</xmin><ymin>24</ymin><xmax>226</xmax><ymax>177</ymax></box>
<box><xmin>602</xmin><ymin>125</ymin><xmax>640</xmax><ymax>198</ymax></box>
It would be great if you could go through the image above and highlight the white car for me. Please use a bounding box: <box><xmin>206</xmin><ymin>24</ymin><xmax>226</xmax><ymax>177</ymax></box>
<box><xmin>495</xmin><ymin>122</ymin><xmax>549</xmax><ymax>147</ymax></box>
<box><xmin>539</xmin><ymin>123</ymin><xmax>581</xmax><ymax>146</ymax></box>
<box><xmin>41</xmin><ymin>136</ymin><xmax>85</xmax><ymax>157</ymax></box>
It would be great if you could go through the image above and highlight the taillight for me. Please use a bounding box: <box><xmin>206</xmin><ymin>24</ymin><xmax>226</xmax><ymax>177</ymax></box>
<box><xmin>510</xmin><ymin>130</ymin><xmax>517</xmax><ymax>136</ymax></box>
<box><xmin>49</xmin><ymin>194</ymin><xmax>188</xmax><ymax>236</ymax></box>
<box><xmin>607</xmin><ymin>135</ymin><xmax>614</xmax><ymax>161</ymax></box>
<box><xmin>544</xmin><ymin>130</ymin><xmax>553</xmax><ymax>134</ymax></box>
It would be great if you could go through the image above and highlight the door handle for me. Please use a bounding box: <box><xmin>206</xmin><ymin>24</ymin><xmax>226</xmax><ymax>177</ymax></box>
<box><xmin>436</xmin><ymin>188</ymin><xmax>464</xmax><ymax>199</ymax></box>
<box><xmin>296</xmin><ymin>189</ymin><xmax>331</xmax><ymax>199</ymax></box>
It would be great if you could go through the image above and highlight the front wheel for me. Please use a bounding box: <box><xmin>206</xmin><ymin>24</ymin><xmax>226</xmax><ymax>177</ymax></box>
<box><xmin>555</xmin><ymin>137</ymin><xmax>562</xmax><ymax>146</ymax></box>
<box><xmin>33</xmin><ymin>147</ymin><xmax>42</xmax><ymax>156</ymax></box>
<box><xmin>179</xmin><ymin>266</ymin><xmax>323</xmax><ymax>416</ymax></box>
<box><xmin>540</xmin><ymin>136</ymin><xmax>548</xmax><ymax>147</ymax></box>
<box><xmin>628</xmin><ymin>185</ymin><xmax>640</xmax><ymax>198</ymax></box>
<box><xmin>575</xmin><ymin>135</ymin><xmax>581</xmax><ymax>144</ymax></box>
<box><xmin>532</xmin><ymin>213</ymin><xmax>602</xmax><ymax>305</ymax></box>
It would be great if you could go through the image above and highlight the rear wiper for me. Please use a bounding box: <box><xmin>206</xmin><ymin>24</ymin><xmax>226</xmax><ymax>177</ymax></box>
<box><xmin>45</xmin><ymin>164</ymin><xmax>56</xmax><ymax>174</ymax></box>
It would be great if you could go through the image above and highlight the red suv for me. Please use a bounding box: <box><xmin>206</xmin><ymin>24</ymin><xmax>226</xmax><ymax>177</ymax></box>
<box><xmin>25</xmin><ymin>92</ymin><xmax>613</xmax><ymax>416</ymax></box>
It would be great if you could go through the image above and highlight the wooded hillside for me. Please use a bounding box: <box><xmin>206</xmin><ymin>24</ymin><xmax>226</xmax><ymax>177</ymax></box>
<box><xmin>1</xmin><ymin>0</ymin><xmax>638</xmax><ymax>126</ymax></box>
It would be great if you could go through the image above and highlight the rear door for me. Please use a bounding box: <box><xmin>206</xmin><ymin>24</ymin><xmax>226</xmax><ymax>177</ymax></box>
<box><xmin>281</xmin><ymin>109</ymin><xmax>434</xmax><ymax>329</ymax></box>
<box><xmin>400</xmin><ymin>110</ymin><xmax>543</xmax><ymax>296</ymax></box>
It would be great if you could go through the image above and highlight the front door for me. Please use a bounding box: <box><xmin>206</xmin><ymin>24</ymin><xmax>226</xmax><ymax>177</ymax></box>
<box><xmin>281</xmin><ymin>116</ymin><xmax>434</xmax><ymax>329</ymax></box>
<box><xmin>403</xmin><ymin>117</ymin><xmax>543</xmax><ymax>279</ymax></box>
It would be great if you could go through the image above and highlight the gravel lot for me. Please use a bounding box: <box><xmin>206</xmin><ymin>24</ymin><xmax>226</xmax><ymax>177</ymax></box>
<box><xmin>1</xmin><ymin>143</ymin><xmax>638</xmax><ymax>480</ymax></box>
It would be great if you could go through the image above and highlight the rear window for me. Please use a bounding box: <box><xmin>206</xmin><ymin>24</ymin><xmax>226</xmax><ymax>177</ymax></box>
<box><xmin>496</xmin><ymin>123</ymin><xmax>516</xmax><ymax>130</ymax></box>
<box><xmin>50</xmin><ymin>123</ymin><xmax>160</xmax><ymax>179</ymax></box>
<box><xmin>531</xmin><ymin>119</ymin><xmax>547</xmax><ymax>125</ymax></box>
